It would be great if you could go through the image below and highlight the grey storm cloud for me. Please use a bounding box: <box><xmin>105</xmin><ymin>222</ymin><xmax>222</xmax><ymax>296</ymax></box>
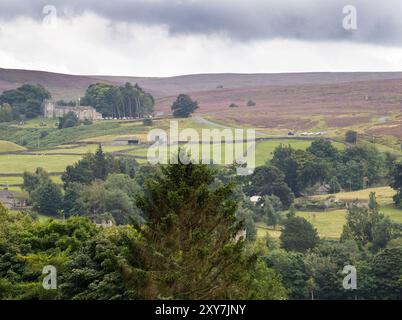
<box><xmin>1</xmin><ymin>0</ymin><xmax>402</xmax><ymax>46</ymax></box>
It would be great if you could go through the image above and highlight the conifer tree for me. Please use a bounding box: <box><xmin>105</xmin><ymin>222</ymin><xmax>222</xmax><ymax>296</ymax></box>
<box><xmin>136</xmin><ymin>157</ymin><xmax>253</xmax><ymax>299</ymax></box>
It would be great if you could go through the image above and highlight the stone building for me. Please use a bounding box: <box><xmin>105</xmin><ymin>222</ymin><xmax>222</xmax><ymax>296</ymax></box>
<box><xmin>0</xmin><ymin>189</ymin><xmax>26</xmax><ymax>209</ymax></box>
<box><xmin>43</xmin><ymin>101</ymin><xmax>102</xmax><ymax>121</ymax></box>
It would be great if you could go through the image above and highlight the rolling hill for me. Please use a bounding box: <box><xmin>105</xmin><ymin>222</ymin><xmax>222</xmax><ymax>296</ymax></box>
<box><xmin>3</xmin><ymin>67</ymin><xmax>402</xmax><ymax>99</ymax></box>
<box><xmin>2</xmin><ymin>67</ymin><xmax>402</xmax><ymax>138</ymax></box>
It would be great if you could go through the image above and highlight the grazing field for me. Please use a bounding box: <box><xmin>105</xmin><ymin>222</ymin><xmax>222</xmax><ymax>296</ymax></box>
<box><xmin>0</xmin><ymin>128</ymin><xmax>346</xmax><ymax>177</ymax></box>
<box><xmin>9</xmin><ymin>118</ymin><xmax>58</xmax><ymax>129</ymax></box>
<box><xmin>0</xmin><ymin>175</ymin><xmax>62</xmax><ymax>186</ymax></box>
<box><xmin>37</xmin><ymin>144</ymin><xmax>138</xmax><ymax>154</ymax></box>
<box><xmin>0</xmin><ymin>117</ymin><xmax>254</xmax><ymax>149</ymax></box>
<box><xmin>256</xmin><ymin>223</ymin><xmax>281</xmax><ymax>239</ymax></box>
<box><xmin>0</xmin><ymin>120</ymin><xmax>149</xmax><ymax>148</ymax></box>
<box><xmin>0</xmin><ymin>140</ymin><xmax>26</xmax><ymax>152</ymax></box>
<box><xmin>257</xmin><ymin>187</ymin><xmax>402</xmax><ymax>240</ymax></box>
<box><xmin>129</xmin><ymin>138</ymin><xmax>332</xmax><ymax>166</ymax></box>
<box><xmin>312</xmin><ymin>187</ymin><xmax>396</xmax><ymax>205</ymax></box>
<box><xmin>298</xmin><ymin>210</ymin><xmax>347</xmax><ymax>240</ymax></box>
<box><xmin>0</xmin><ymin>154</ymin><xmax>82</xmax><ymax>173</ymax></box>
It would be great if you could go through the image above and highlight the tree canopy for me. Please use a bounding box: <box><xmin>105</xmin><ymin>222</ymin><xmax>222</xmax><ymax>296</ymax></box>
<box><xmin>171</xmin><ymin>94</ymin><xmax>199</xmax><ymax>118</ymax></box>
<box><xmin>280</xmin><ymin>216</ymin><xmax>319</xmax><ymax>253</ymax></box>
<box><xmin>81</xmin><ymin>82</ymin><xmax>154</xmax><ymax>118</ymax></box>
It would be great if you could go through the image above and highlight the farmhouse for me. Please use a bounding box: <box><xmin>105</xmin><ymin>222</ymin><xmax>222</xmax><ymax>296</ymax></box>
<box><xmin>43</xmin><ymin>101</ymin><xmax>102</xmax><ymax>121</ymax></box>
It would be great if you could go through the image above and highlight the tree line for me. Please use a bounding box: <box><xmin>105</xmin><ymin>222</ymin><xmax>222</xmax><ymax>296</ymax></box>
<box><xmin>80</xmin><ymin>82</ymin><xmax>154</xmax><ymax>119</ymax></box>
<box><xmin>0</xmin><ymin>84</ymin><xmax>51</xmax><ymax>121</ymax></box>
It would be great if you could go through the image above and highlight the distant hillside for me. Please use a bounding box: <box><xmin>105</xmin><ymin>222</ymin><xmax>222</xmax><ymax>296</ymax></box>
<box><xmin>2</xmin><ymin>68</ymin><xmax>402</xmax><ymax>138</ymax></box>
<box><xmin>155</xmin><ymin>78</ymin><xmax>402</xmax><ymax>136</ymax></box>
<box><xmin>2</xmin><ymin>67</ymin><xmax>402</xmax><ymax>100</ymax></box>
<box><xmin>97</xmin><ymin>72</ymin><xmax>402</xmax><ymax>97</ymax></box>
<box><xmin>0</xmin><ymin>68</ymin><xmax>111</xmax><ymax>100</ymax></box>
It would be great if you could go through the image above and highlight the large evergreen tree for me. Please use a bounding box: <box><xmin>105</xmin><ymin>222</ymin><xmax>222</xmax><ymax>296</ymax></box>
<box><xmin>135</xmin><ymin>158</ymin><xmax>253</xmax><ymax>299</ymax></box>
<box><xmin>93</xmin><ymin>145</ymin><xmax>108</xmax><ymax>180</ymax></box>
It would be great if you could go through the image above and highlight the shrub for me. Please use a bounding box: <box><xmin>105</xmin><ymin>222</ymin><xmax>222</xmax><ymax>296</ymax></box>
<box><xmin>40</xmin><ymin>131</ymin><xmax>49</xmax><ymax>139</ymax></box>
<box><xmin>247</xmin><ymin>100</ymin><xmax>256</xmax><ymax>107</ymax></box>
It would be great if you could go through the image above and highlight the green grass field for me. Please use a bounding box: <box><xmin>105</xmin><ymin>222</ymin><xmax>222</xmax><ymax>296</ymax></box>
<box><xmin>9</xmin><ymin>118</ymin><xmax>58</xmax><ymax>129</ymax></box>
<box><xmin>0</xmin><ymin>116</ymin><xmax>349</xmax><ymax>171</ymax></box>
<box><xmin>37</xmin><ymin>144</ymin><xmax>138</xmax><ymax>154</ymax></box>
<box><xmin>0</xmin><ymin>175</ymin><xmax>62</xmax><ymax>185</ymax></box>
<box><xmin>298</xmin><ymin>210</ymin><xmax>347</xmax><ymax>240</ymax></box>
<box><xmin>257</xmin><ymin>187</ymin><xmax>402</xmax><ymax>240</ymax></box>
<box><xmin>0</xmin><ymin>154</ymin><xmax>82</xmax><ymax>173</ymax></box>
<box><xmin>127</xmin><ymin>138</ymin><xmax>343</xmax><ymax>167</ymax></box>
<box><xmin>256</xmin><ymin>222</ymin><xmax>281</xmax><ymax>239</ymax></box>
<box><xmin>0</xmin><ymin>140</ymin><xmax>27</xmax><ymax>152</ymax></box>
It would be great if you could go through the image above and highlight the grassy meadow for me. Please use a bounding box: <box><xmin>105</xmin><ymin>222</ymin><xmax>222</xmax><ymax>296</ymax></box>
<box><xmin>1</xmin><ymin>117</ymin><xmax>347</xmax><ymax>184</ymax></box>
<box><xmin>0</xmin><ymin>140</ymin><xmax>26</xmax><ymax>152</ymax></box>
<box><xmin>257</xmin><ymin>187</ymin><xmax>402</xmax><ymax>240</ymax></box>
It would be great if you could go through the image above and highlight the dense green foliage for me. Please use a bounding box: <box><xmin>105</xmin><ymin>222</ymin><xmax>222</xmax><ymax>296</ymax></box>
<box><xmin>0</xmin><ymin>205</ymin><xmax>98</xmax><ymax>299</ymax></box>
<box><xmin>2</xmin><ymin>138</ymin><xmax>402</xmax><ymax>300</ymax></box>
<box><xmin>81</xmin><ymin>82</ymin><xmax>154</xmax><ymax>118</ymax></box>
<box><xmin>0</xmin><ymin>84</ymin><xmax>51</xmax><ymax>120</ymax></box>
<box><xmin>280</xmin><ymin>216</ymin><xmax>319</xmax><ymax>253</ymax></box>
<box><xmin>1</xmin><ymin>157</ymin><xmax>289</xmax><ymax>300</ymax></box>
<box><xmin>341</xmin><ymin>193</ymin><xmax>401</xmax><ymax>251</ymax></box>
<box><xmin>62</xmin><ymin>145</ymin><xmax>138</xmax><ymax>187</ymax></box>
<box><xmin>23</xmin><ymin>168</ymin><xmax>64</xmax><ymax>217</ymax></box>
<box><xmin>270</xmin><ymin>140</ymin><xmax>387</xmax><ymax>196</ymax></box>
<box><xmin>0</xmin><ymin>103</ymin><xmax>13</xmax><ymax>123</ymax></box>
<box><xmin>135</xmin><ymin>160</ymin><xmax>249</xmax><ymax>298</ymax></box>
<box><xmin>58</xmin><ymin>111</ymin><xmax>80</xmax><ymax>129</ymax></box>
<box><xmin>245</xmin><ymin>165</ymin><xmax>294</xmax><ymax>208</ymax></box>
<box><xmin>390</xmin><ymin>161</ymin><xmax>402</xmax><ymax>207</ymax></box>
<box><xmin>171</xmin><ymin>94</ymin><xmax>199</xmax><ymax>118</ymax></box>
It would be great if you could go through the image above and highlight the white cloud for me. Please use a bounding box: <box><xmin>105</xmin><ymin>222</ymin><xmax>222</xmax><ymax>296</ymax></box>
<box><xmin>1</xmin><ymin>13</ymin><xmax>402</xmax><ymax>76</ymax></box>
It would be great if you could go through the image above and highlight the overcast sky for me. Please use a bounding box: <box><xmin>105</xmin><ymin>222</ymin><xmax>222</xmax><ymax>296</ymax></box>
<box><xmin>1</xmin><ymin>0</ymin><xmax>402</xmax><ymax>76</ymax></box>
